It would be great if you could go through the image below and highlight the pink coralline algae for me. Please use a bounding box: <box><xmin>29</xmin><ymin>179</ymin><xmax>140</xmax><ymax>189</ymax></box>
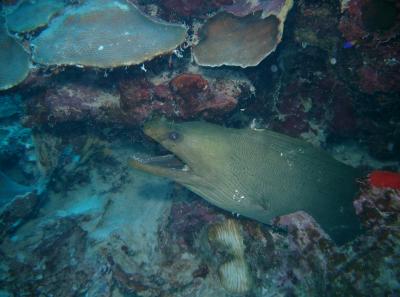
<box><xmin>265</xmin><ymin>182</ymin><xmax>400</xmax><ymax>296</ymax></box>
<box><xmin>224</xmin><ymin>0</ymin><xmax>287</xmax><ymax>17</ymax></box>
<box><xmin>329</xmin><ymin>184</ymin><xmax>400</xmax><ymax>295</ymax></box>
<box><xmin>353</xmin><ymin>180</ymin><xmax>400</xmax><ymax>229</ymax></box>
<box><xmin>28</xmin><ymin>84</ymin><xmax>124</xmax><ymax>125</ymax></box>
<box><xmin>273</xmin><ymin>211</ymin><xmax>334</xmax><ymax>278</ymax></box>
<box><xmin>25</xmin><ymin>73</ymin><xmax>243</xmax><ymax>128</ymax></box>
<box><xmin>160</xmin><ymin>0</ymin><xmax>233</xmax><ymax>18</ymax></box>
<box><xmin>339</xmin><ymin>0</ymin><xmax>400</xmax><ymax>94</ymax></box>
<box><xmin>339</xmin><ymin>0</ymin><xmax>400</xmax><ymax>46</ymax></box>
<box><xmin>165</xmin><ymin>192</ymin><xmax>222</xmax><ymax>249</ymax></box>
<box><xmin>274</xmin><ymin>211</ymin><xmax>333</xmax><ymax>251</ymax></box>
<box><xmin>358</xmin><ymin>61</ymin><xmax>400</xmax><ymax>94</ymax></box>
<box><xmin>267</xmin><ymin>77</ymin><xmax>356</xmax><ymax>138</ymax></box>
<box><xmin>169</xmin><ymin>73</ymin><xmax>238</xmax><ymax>118</ymax></box>
<box><xmin>120</xmin><ymin>73</ymin><xmax>239</xmax><ymax>120</ymax></box>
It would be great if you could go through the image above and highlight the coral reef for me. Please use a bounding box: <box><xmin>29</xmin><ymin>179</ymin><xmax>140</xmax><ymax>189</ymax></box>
<box><xmin>224</xmin><ymin>0</ymin><xmax>291</xmax><ymax>18</ymax></box>
<box><xmin>26</xmin><ymin>70</ymin><xmax>251</xmax><ymax>127</ymax></box>
<box><xmin>329</xmin><ymin>184</ymin><xmax>400</xmax><ymax>296</ymax></box>
<box><xmin>31</xmin><ymin>0</ymin><xmax>187</xmax><ymax>67</ymax></box>
<box><xmin>0</xmin><ymin>94</ymin><xmax>21</xmax><ymax>118</ymax></box>
<box><xmin>168</xmin><ymin>73</ymin><xmax>238</xmax><ymax>118</ymax></box>
<box><xmin>0</xmin><ymin>171</ymin><xmax>33</xmax><ymax>205</ymax></box>
<box><xmin>354</xmin><ymin>176</ymin><xmax>400</xmax><ymax>229</ymax></box>
<box><xmin>0</xmin><ymin>134</ymin><xmax>399</xmax><ymax>296</ymax></box>
<box><xmin>27</xmin><ymin>84</ymin><xmax>124</xmax><ymax>126</ymax></box>
<box><xmin>33</xmin><ymin>132</ymin><xmax>108</xmax><ymax>188</ymax></box>
<box><xmin>0</xmin><ymin>20</ymin><xmax>30</xmax><ymax>90</ymax></box>
<box><xmin>0</xmin><ymin>192</ymin><xmax>41</xmax><ymax>242</ymax></box>
<box><xmin>335</xmin><ymin>0</ymin><xmax>400</xmax><ymax>159</ymax></box>
<box><xmin>0</xmin><ymin>0</ymin><xmax>399</xmax><ymax>296</ymax></box>
<box><xmin>193</xmin><ymin>13</ymin><xmax>280</xmax><ymax>67</ymax></box>
<box><xmin>0</xmin><ymin>122</ymin><xmax>32</xmax><ymax>166</ymax></box>
<box><xmin>193</xmin><ymin>0</ymin><xmax>293</xmax><ymax>67</ymax></box>
<box><xmin>5</xmin><ymin>0</ymin><xmax>65</xmax><ymax>33</ymax></box>
<box><xmin>339</xmin><ymin>0</ymin><xmax>400</xmax><ymax>94</ymax></box>
<box><xmin>1</xmin><ymin>216</ymin><xmax>98</xmax><ymax>296</ymax></box>
<box><xmin>166</xmin><ymin>194</ymin><xmax>222</xmax><ymax>249</ymax></box>
<box><xmin>241</xmin><ymin>0</ymin><xmax>399</xmax><ymax>160</ymax></box>
<box><xmin>160</xmin><ymin>0</ymin><xmax>232</xmax><ymax>18</ymax></box>
<box><xmin>0</xmin><ymin>93</ymin><xmax>37</xmax><ymax>192</ymax></box>
<box><xmin>0</xmin><ymin>133</ymin><xmax>174</xmax><ymax>295</ymax></box>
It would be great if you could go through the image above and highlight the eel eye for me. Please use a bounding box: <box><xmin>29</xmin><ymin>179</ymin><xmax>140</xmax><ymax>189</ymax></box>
<box><xmin>168</xmin><ymin>131</ymin><xmax>180</xmax><ymax>141</ymax></box>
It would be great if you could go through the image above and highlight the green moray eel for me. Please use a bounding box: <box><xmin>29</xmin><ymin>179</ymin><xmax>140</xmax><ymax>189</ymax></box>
<box><xmin>129</xmin><ymin>119</ymin><xmax>363</xmax><ymax>243</ymax></box>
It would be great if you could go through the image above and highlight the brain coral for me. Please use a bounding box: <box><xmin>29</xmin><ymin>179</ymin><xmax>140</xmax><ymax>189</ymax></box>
<box><xmin>31</xmin><ymin>0</ymin><xmax>187</xmax><ymax>68</ymax></box>
<box><xmin>0</xmin><ymin>21</ymin><xmax>30</xmax><ymax>90</ymax></box>
<box><xmin>6</xmin><ymin>0</ymin><xmax>65</xmax><ymax>33</ymax></box>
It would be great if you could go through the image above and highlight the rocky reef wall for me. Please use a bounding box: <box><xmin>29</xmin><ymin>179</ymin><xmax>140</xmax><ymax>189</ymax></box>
<box><xmin>0</xmin><ymin>0</ymin><xmax>399</xmax><ymax>296</ymax></box>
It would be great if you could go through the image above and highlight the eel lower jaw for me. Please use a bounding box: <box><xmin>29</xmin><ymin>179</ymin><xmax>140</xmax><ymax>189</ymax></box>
<box><xmin>128</xmin><ymin>153</ymin><xmax>193</xmax><ymax>181</ymax></box>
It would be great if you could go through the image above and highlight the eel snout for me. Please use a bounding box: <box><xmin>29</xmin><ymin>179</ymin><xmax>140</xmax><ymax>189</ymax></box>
<box><xmin>129</xmin><ymin>118</ymin><xmax>195</xmax><ymax>180</ymax></box>
<box><xmin>130</xmin><ymin>153</ymin><xmax>188</xmax><ymax>170</ymax></box>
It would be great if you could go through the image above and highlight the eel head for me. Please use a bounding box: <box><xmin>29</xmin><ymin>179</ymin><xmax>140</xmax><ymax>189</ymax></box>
<box><xmin>128</xmin><ymin>118</ymin><xmax>223</xmax><ymax>187</ymax></box>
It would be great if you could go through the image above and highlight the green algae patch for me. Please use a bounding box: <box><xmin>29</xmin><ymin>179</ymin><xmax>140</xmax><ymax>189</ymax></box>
<box><xmin>0</xmin><ymin>22</ymin><xmax>30</xmax><ymax>90</ymax></box>
<box><xmin>30</xmin><ymin>0</ymin><xmax>187</xmax><ymax>68</ymax></box>
<box><xmin>6</xmin><ymin>0</ymin><xmax>65</xmax><ymax>33</ymax></box>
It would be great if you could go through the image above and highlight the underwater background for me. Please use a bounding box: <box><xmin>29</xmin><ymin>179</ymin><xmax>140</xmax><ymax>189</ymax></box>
<box><xmin>0</xmin><ymin>0</ymin><xmax>399</xmax><ymax>296</ymax></box>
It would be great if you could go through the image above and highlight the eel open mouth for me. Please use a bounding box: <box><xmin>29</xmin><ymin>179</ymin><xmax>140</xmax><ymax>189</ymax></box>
<box><xmin>129</xmin><ymin>151</ymin><xmax>193</xmax><ymax>181</ymax></box>
<box><xmin>129</xmin><ymin>118</ymin><xmax>195</xmax><ymax>180</ymax></box>
<box><xmin>130</xmin><ymin>153</ymin><xmax>189</xmax><ymax>171</ymax></box>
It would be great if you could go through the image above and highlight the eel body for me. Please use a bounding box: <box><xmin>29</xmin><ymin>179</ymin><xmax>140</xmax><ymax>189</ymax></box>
<box><xmin>129</xmin><ymin>119</ymin><xmax>362</xmax><ymax>243</ymax></box>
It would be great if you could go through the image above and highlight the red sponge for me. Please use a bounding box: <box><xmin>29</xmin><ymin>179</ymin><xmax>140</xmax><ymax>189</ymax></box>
<box><xmin>368</xmin><ymin>170</ymin><xmax>400</xmax><ymax>189</ymax></box>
